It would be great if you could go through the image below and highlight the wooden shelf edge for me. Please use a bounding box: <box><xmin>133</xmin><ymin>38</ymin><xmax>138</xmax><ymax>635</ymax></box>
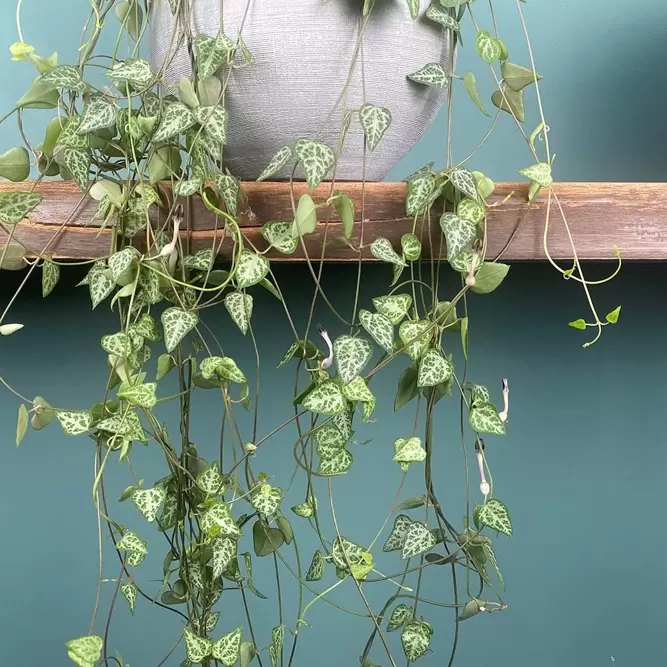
<box><xmin>0</xmin><ymin>181</ymin><xmax>665</xmax><ymax>261</ymax></box>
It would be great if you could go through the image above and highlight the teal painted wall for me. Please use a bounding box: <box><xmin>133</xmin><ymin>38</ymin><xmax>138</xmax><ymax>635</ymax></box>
<box><xmin>0</xmin><ymin>2</ymin><xmax>665</xmax><ymax>666</ymax></box>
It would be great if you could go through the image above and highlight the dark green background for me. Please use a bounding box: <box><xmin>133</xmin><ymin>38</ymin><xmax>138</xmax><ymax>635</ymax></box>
<box><xmin>0</xmin><ymin>1</ymin><xmax>665</xmax><ymax>665</ymax></box>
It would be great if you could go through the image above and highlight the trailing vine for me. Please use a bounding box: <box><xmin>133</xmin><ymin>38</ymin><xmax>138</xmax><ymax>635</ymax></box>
<box><xmin>0</xmin><ymin>0</ymin><xmax>620</xmax><ymax>666</ymax></box>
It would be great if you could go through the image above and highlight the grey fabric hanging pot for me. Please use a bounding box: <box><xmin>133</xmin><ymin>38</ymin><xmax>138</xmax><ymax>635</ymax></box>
<box><xmin>150</xmin><ymin>0</ymin><xmax>452</xmax><ymax>181</ymax></box>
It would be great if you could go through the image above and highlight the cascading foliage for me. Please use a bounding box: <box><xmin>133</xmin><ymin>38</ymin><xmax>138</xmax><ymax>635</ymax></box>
<box><xmin>1</xmin><ymin>0</ymin><xmax>620</xmax><ymax>666</ymax></box>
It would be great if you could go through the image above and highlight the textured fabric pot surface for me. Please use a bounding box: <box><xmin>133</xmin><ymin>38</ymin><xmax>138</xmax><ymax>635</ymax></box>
<box><xmin>151</xmin><ymin>0</ymin><xmax>451</xmax><ymax>181</ymax></box>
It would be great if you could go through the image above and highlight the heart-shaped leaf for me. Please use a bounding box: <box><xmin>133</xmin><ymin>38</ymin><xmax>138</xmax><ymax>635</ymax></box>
<box><xmin>359</xmin><ymin>104</ymin><xmax>392</xmax><ymax>151</ymax></box>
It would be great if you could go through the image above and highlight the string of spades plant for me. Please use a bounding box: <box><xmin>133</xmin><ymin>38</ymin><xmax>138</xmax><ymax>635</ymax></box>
<box><xmin>0</xmin><ymin>0</ymin><xmax>621</xmax><ymax>666</ymax></box>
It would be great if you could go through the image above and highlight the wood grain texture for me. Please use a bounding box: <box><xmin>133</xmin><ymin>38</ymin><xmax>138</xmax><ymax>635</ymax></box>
<box><xmin>0</xmin><ymin>181</ymin><xmax>664</xmax><ymax>261</ymax></box>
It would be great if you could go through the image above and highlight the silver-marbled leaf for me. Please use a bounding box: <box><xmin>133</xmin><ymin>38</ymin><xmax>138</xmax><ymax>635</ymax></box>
<box><xmin>407</xmin><ymin>62</ymin><xmax>448</xmax><ymax>89</ymax></box>
<box><xmin>0</xmin><ymin>192</ymin><xmax>42</xmax><ymax>225</ymax></box>
<box><xmin>440</xmin><ymin>212</ymin><xmax>476</xmax><ymax>261</ymax></box>
<box><xmin>262</xmin><ymin>220</ymin><xmax>298</xmax><ymax>255</ymax></box>
<box><xmin>359</xmin><ymin>104</ymin><xmax>392</xmax><ymax>151</ymax></box>
<box><xmin>370</xmin><ymin>237</ymin><xmax>405</xmax><ymax>266</ymax></box>
<box><xmin>257</xmin><ymin>145</ymin><xmax>293</xmax><ymax>182</ymax></box>
<box><xmin>161</xmin><ymin>307</ymin><xmax>199</xmax><ymax>352</ymax></box>
<box><xmin>224</xmin><ymin>292</ymin><xmax>253</xmax><ymax>335</ymax></box>
<box><xmin>359</xmin><ymin>309</ymin><xmax>394</xmax><ymax>352</ymax></box>
<box><xmin>236</xmin><ymin>250</ymin><xmax>270</xmax><ymax>289</ymax></box>
<box><xmin>294</xmin><ymin>138</ymin><xmax>335</xmax><ymax>189</ymax></box>
<box><xmin>334</xmin><ymin>335</ymin><xmax>373</xmax><ymax>385</ymax></box>
<box><xmin>373</xmin><ymin>294</ymin><xmax>412</xmax><ymax>325</ymax></box>
<box><xmin>417</xmin><ymin>349</ymin><xmax>453</xmax><ymax>387</ymax></box>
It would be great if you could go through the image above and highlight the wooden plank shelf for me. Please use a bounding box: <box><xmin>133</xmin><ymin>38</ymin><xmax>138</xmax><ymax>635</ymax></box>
<box><xmin>0</xmin><ymin>181</ymin><xmax>664</xmax><ymax>261</ymax></box>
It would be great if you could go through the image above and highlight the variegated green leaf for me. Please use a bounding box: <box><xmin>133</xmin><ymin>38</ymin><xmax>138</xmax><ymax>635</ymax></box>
<box><xmin>401</xmin><ymin>621</ymin><xmax>431</xmax><ymax>661</ymax></box>
<box><xmin>212</xmin><ymin>627</ymin><xmax>242</xmax><ymax>666</ymax></box>
<box><xmin>118</xmin><ymin>382</ymin><xmax>157</xmax><ymax>409</ymax></box>
<box><xmin>406</xmin><ymin>176</ymin><xmax>436</xmax><ymax>216</ymax></box>
<box><xmin>305</xmin><ymin>550</ymin><xmax>324</xmax><ymax>581</ymax></box>
<box><xmin>359</xmin><ymin>104</ymin><xmax>392</xmax><ymax>151</ymax></box>
<box><xmin>294</xmin><ymin>138</ymin><xmax>335</xmax><ymax>189</ymax></box>
<box><xmin>161</xmin><ymin>308</ymin><xmax>199</xmax><ymax>352</ymax></box>
<box><xmin>302</xmin><ymin>381</ymin><xmax>346</xmax><ymax>415</ymax></box>
<box><xmin>373</xmin><ymin>294</ymin><xmax>412</xmax><ymax>325</ymax></box>
<box><xmin>236</xmin><ymin>250</ymin><xmax>270</xmax><ymax>289</ymax></box>
<box><xmin>64</xmin><ymin>148</ymin><xmax>90</xmax><ymax>192</ymax></box>
<box><xmin>359</xmin><ymin>309</ymin><xmax>393</xmax><ymax>353</ymax></box>
<box><xmin>417</xmin><ymin>349</ymin><xmax>453</xmax><ymax>387</ymax></box>
<box><xmin>200</xmin><ymin>501</ymin><xmax>241</xmax><ymax>539</ymax></box>
<box><xmin>197</xmin><ymin>462</ymin><xmax>225</xmax><ymax>495</ymax></box>
<box><xmin>213</xmin><ymin>171</ymin><xmax>239</xmax><ymax>216</ymax></box>
<box><xmin>131</xmin><ymin>486</ymin><xmax>166</xmax><ymax>522</ymax></box>
<box><xmin>425</xmin><ymin>5</ymin><xmax>460</xmax><ymax>30</ymax></box>
<box><xmin>126</xmin><ymin>550</ymin><xmax>146</xmax><ymax>567</ymax></box>
<box><xmin>96</xmin><ymin>410</ymin><xmax>146</xmax><ymax>442</ymax></box>
<box><xmin>120</xmin><ymin>582</ymin><xmax>138</xmax><ymax>614</ymax></box>
<box><xmin>251</xmin><ymin>484</ymin><xmax>282</xmax><ymax>515</ymax></box>
<box><xmin>56</xmin><ymin>116</ymin><xmax>89</xmax><ymax>150</ymax></box>
<box><xmin>181</xmin><ymin>248</ymin><xmax>213</xmax><ymax>273</ymax></box>
<box><xmin>393</xmin><ymin>437</ymin><xmax>426</xmax><ymax>464</ymax></box>
<box><xmin>449</xmin><ymin>168</ymin><xmax>479</xmax><ymax>200</ymax></box>
<box><xmin>212</xmin><ymin>535</ymin><xmax>237</xmax><ymax>578</ymax></box>
<box><xmin>402</xmin><ymin>521</ymin><xmax>436</xmax><ymax>559</ymax></box>
<box><xmin>407</xmin><ymin>62</ymin><xmax>448</xmax><ymax>89</ymax></box>
<box><xmin>342</xmin><ymin>375</ymin><xmax>374</xmax><ymax>404</ymax></box>
<box><xmin>407</xmin><ymin>0</ymin><xmax>420</xmax><ymax>19</ymax></box>
<box><xmin>519</xmin><ymin>162</ymin><xmax>552</xmax><ymax>187</ymax></box>
<box><xmin>387</xmin><ymin>603</ymin><xmax>413</xmax><ymax>632</ymax></box>
<box><xmin>317</xmin><ymin>448</ymin><xmax>353</xmax><ymax>476</ymax></box>
<box><xmin>457</xmin><ymin>198</ymin><xmax>485</xmax><ymax>224</ymax></box>
<box><xmin>331</xmin><ymin>536</ymin><xmax>364</xmax><ymax>570</ymax></box>
<box><xmin>78</xmin><ymin>99</ymin><xmax>116</xmax><ymax>134</ymax></box>
<box><xmin>117</xmin><ymin>530</ymin><xmax>147</xmax><ymax>554</ymax></box>
<box><xmin>470</xmin><ymin>384</ymin><xmax>490</xmax><ymax>405</ymax></box>
<box><xmin>440</xmin><ymin>213</ymin><xmax>476</xmax><ymax>261</ymax></box>
<box><xmin>482</xmin><ymin>540</ymin><xmax>504</xmax><ymax>588</ymax></box>
<box><xmin>370</xmin><ymin>237</ymin><xmax>405</xmax><ymax>266</ymax></box>
<box><xmin>173</xmin><ymin>178</ymin><xmax>202</xmax><ymax>197</ymax></box>
<box><xmin>224</xmin><ymin>292</ymin><xmax>253</xmax><ymax>335</ymax></box>
<box><xmin>86</xmin><ymin>263</ymin><xmax>114</xmax><ymax>309</ymax></box>
<box><xmin>0</xmin><ymin>192</ymin><xmax>42</xmax><ymax>225</ymax></box>
<box><xmin>39</xmin><ymin>259</ymin><xmax>59</xmax><ymax>300</ymax></box>
<box><xmin>257</xmin><ymin>146</ymin><xmax>293</xmax><ymax>182</ymax></box>
<box><xmin>334</xmin><ymin>335</ymin><xmax>373</xmax><ymax>385</ymax></box>
<box><xmin>469</xmin><ymin>401</ymin><xmax>505</xmax><ymax>435</ymax></box>
<box><xmin>219</xmin><ymin>357</ymin><xmax>246</xmax><ymax>383</ymax></box>
<box><xmin>153</xmin><ymin>102</ymin><xmax>195</xmax><ymax>142</ymax></box>
<box><xmin>401</xmin><ymin>233</ymin><xmax>422</xmax><ymax>261</ymax></box>
<box><xmin>478</xmin><ymin>498</ymin><xmax>512</xmax><ymax>536</ymax></box>
<box><xmin>315</xmin><ymin>424</ymin><xmax>347</xmax><ymax>458</ymax></box>
<box><xmin>108</xmin><ymin>248</ymin><xmax>137</xmax><ymax>284</ymax></box>
<box><xmin>107</xmin><ymin>59</ymin><xmax>153</xmax><ymax>87</ymax></box>
<box><xmin>66</xmin><ymin>636</ymin><xmax>103</xmax><ymax>667</ymax></box>
<box><xmin>383</xmin><ymin>514</ymin><xmax>412</xmax><ymax>552</ymax></box>
<box><xmin>399</xmin><ymin>320</ymin><xmax>431</xmax><ymax>361</ymax></box>
<box><xmin>195</xmin><ymin>105</ymin><xmax>228</xmax><ymax>145</ymax></box>
<box><xmin>271</xmin><ymin>626</ymin><xmax>284</xmax><ymax>654</ymax></box>
<box><xmin>205</xmin><ymin>612</ymin><xmax>221</xmax><ymax>633</ymax></box>
<box><xmin>291</xmin><ymin>494</ymin><xmax>317</xmax><ymax>518</ymax></box>
<box><xmin>56</xmin><ymin>410</ymin><xmax>92</xmax><ymax>435</ymax></box>
<box><xmin>262</xmin><ymin>220</ymin><xmax>298</xmax><ymax>255</ymax></box>
<box><xmin>475</xmin><ymin>29</ymin><xmax>502</xmax><ymax>63</ymax></box>
<box><xmin>134</xmin><ymin>313</ymin><xmax>161</xmax><ymax>341</ymax></box>
<box><xmin>194</xmin><ymin>35</ymin><xmax>226</xmax><ymax>79</ymax></box>
<box><xmin>41</xmin><ymin>65</ymin><xmax>86</xmax><ymax>92</ymax></box>
<box><xmin>184</xmin><ymin>627</ymin><xmax>212</xmax><ymax>664</ymax></box>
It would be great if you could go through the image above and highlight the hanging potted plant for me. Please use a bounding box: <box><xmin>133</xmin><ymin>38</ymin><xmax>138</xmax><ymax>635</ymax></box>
<box><xmin>0</xmin><ymin>0</ymin><xmax>620</xmax><ymax>666</ymax></box>
<box><xmin>151</xmin><ymin>0</ymin><xmax>454</xmax><ymax>180</ymax></box>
